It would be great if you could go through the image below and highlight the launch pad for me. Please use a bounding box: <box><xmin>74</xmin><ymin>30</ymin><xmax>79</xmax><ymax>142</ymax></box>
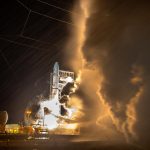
<box><xmin>24</xmin><ymin>62</ymin><xmax>80</xmax><ymax>135</ymax></box>
<box><xmin>0</xmin><ymin>133</ymin><xmax>142</xmax><ymax>150</ymax></box>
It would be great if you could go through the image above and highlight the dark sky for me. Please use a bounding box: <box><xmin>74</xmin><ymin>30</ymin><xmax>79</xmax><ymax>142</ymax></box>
<box><xmin>0</xmin><ymin>0</ymin><xmax>75</xmax><ymax>123</ymax></box>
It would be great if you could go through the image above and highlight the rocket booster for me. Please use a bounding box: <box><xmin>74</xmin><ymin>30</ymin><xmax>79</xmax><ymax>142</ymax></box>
<box><xmin>49</xmin><ymin>62</ymin><xmax>75</xmax><ymax>100</ymax></box>
<box><xmin>51</xmin><ymin>62</ymin><xmax>59</xmax><ymax>98</ymax></box>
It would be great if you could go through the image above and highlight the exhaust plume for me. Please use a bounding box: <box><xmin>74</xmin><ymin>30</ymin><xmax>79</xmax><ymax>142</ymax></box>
<box><xmin>65</xmin><ymin>0</ymin><xmax>150</xmax><ymax>148</ymax></box>
<box><xmin>65</xmin><ymin>0</ymin><xmax>123</xmax><ymax>140</ymax></box>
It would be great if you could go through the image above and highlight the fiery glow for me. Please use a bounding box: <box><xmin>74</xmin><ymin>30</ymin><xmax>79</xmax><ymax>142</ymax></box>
<box><xmin>25</xmin><ymin>75</ymin><xmax>83</xmax><ymax>133</ymax></box>
<box><xmin>25</xmin><ymin>110</ymin><xmax>32</xmax><ymax>115</ymax></box>
<box><xmin>37</xmin><ymin>98</ymin><xmax>60</xmax><ymax>130</ymax></box>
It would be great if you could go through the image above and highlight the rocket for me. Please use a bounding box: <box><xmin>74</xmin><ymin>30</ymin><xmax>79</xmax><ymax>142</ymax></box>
<box><xmin>49</xmin><ymin>62</ymin><xmax>74</xmax><ymax>100</ymax></box>
<box><xmin>50</xmin><ymin>62</ymin><xmax>59</xmax><ymax>99</ymax></box>
<box><xmin>53</xmin><ymin>62</ymin><xmax>59</xmax><ymax>89</ymax></box>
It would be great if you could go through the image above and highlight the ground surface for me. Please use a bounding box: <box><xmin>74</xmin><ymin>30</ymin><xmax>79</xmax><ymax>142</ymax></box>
<box><xmin>0</xmin><ymin>134</ymin><xmax>143</xmax><ymax>150</ymax></box>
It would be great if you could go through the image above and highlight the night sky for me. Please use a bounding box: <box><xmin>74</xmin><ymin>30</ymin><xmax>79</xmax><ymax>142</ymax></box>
<box><xmin>0</xmin><ymin>0</ymin><xmax>75</xmax><ymax>123</ymax></box>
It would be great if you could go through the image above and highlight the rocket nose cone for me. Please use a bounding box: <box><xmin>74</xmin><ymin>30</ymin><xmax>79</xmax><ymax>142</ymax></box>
<box><xmin>53</xmin><ymin>62</ymin><xmax>59</xmax><ymax>73</ymax></box>
<box><xmin>54</xmin><ymin>62</ymin><xmax>59</xmax><ymax>67</ymax></box>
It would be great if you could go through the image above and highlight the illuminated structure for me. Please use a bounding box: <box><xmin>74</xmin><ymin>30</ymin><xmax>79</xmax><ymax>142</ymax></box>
<box><xmin>4</xmin><ymin>62</ymin><xmax>79</xmax><ymax>135</ymax></box>
<box><xmin>50</xmin><ymin>62</ymin><xmax>74</xmax><ymax>100</ymax></box>
<box><xmin>33</xmin><ymin>62</ymin><xmax>79</xmax><ymax>135</ymax></box>
<box><xmin>5</xmin><ymin>124</ymin><xmax>20</xmax><ymax>134</ymax></box>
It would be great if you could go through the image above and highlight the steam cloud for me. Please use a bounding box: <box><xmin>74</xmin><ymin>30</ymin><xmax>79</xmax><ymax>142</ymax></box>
<box><xmin>65</xmin><ymin>0</ymin><xmax>150</xmax><ymax>148</ymax></box>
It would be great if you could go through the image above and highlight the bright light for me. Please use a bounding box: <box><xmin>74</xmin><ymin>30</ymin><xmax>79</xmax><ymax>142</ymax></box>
<box><xmin>66</xmin><ymin>76</ymin><xmax>74</xmax><ymax>83</ymax></box>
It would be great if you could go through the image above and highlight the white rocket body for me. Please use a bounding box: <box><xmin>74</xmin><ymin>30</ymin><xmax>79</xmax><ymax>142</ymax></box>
<box><xmin>50</xmin><ymin>62</ymin><xmax>59</xmax><ymax>100</ymax></box>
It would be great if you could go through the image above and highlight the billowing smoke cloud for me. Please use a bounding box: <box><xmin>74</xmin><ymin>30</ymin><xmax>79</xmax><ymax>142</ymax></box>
<box><xmin>25</xmin><ymin>77</ymin><xmax>83</xmax><ymax>131</ymax></box>
<box><xmin>65</xmin><ymin>0</ymin><xmax>123</xmax><ymax>141</ymax></box>
<box><xmin>65</xmin><ymin>0</ymin><xmax>150</xmax><ymax>148</ymax></box>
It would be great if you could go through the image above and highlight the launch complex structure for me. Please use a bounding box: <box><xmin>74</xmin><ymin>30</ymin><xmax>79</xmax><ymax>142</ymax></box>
<box><xmin>0</xmin><ymin>62</ymin><xmax>80</xmax><ymax>135</ymax></box>
<box><xmin>24</xmin><ymin>62</ymin><xmax>80</xmax><ymax>135</ymax></box>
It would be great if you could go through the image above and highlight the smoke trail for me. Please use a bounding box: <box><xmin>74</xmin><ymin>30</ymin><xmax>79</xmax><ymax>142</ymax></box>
<box><xmin>65</xmin><ymin>0</ymin><xmax>91</xmax><ymax>74</ymax></box>
<box><xmin>65</xmin><ymin>0</ymin><xmax>147</xmax><ymax>143</ymax></box>
<box><xmin>65</xmin><ymin>0</ymin><xmax>122</xmax><ymax>140</ymax></box>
